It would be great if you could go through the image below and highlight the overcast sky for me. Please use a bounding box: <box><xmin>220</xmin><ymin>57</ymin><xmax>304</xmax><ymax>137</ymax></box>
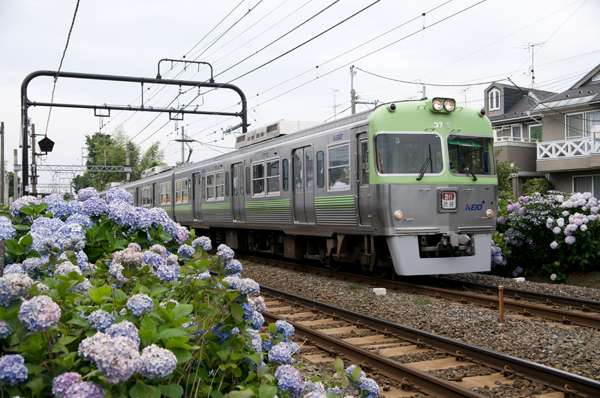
<box><xmin>1</xmin><ymin>0</ymin><xmax>599</xmax><ymax>192</ymax></box>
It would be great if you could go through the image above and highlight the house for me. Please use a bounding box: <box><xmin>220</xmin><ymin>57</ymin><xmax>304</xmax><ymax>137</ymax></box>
<box><xmin>484</xmin><ymin>63</ymin><xmax>600</xmax><ymax>197</ymax></box>
<box><xmin>484</xmin><ymin>83</ymin><xmax>556</xmax><ymax>196</ymax></box>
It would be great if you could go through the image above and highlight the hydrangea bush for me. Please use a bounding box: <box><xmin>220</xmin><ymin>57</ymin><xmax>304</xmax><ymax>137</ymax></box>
<box><xmin>493</xmin><ymin>191</ymin><xmax>600</xmax><ymax>280</ymax></box>
<box><xmin>0</xmin><ymin>187</ymin><xmax>377</xmax><ymax>398</ymax></box>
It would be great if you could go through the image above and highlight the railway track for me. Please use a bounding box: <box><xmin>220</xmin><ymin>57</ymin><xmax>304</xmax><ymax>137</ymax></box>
<box><xmin>239</xmin><ymin>254</ymin><xmax>600</xmax><ymax>330</ymax></box>
<box><xmin>261</xmin><ymin>285</ymin><xmax>600</xmax><ymax>398</ymax></box>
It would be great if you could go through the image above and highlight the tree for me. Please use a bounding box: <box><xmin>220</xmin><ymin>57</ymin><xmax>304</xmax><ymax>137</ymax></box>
<box><xmin>133</xmin><ymin>141</ymin><xmax>166</xmax><ymax>180</ymax></box>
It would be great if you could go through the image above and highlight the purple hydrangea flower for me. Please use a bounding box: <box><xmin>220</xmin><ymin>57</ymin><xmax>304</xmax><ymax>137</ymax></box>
<box><xmin>565</xmin><ymin>235</ymin><xmax>576</xmax><ymax>245</ymax></box>
<box><xmin>0</xmin><ymin>354</ymin><xmax>28</xmax><ymax>385</ymax></box>
<box><xmin>268</xmin><ymin>342</ymin><xmax>294</xmax><ymax>364</ymax></box>
<box><xmin>105</xmin><ymin>320</ymin><xmax>141</xmax><ymax>348</ymax></box>
<box><xmin>217</xmin><ymin>244</ymin><xmax>234</xmax><ymax>260</ymax></box>
<box><xmin>94</xmin><ymin>336</ymin><xmax>141</xmax><ymax>384</ymax></box>
<box><xmin>192</xmin><ymin>236</ymin><xmax>212</xmax><ymax>251</ymax></box>
<box><xmin>65</xmin><ymin>213</ymin><xmax>94</xmax><ymax>229</ymax></box>
<box><xmin>274</xmin><ymin>365</ymin><xmax>304</xmax><ymax>397</ymax></box>
<box><xmin>550</xmin><ymin>241</ymin><xmax>559</xmax><ymax>249</ymax></box>
<box><xmin>139</xmin><ymin>344</ymin><xmax>178</xmax><ymax>379</ymax></box>
<box><xmin>224</xmin><ymin>259</ymin><xmax>243</xmax><ymax>276</ymax></box>
<box><xmin>249</xmin><ymin>311</ymin><xmax>264</xmax><ymax>330</ymax></box>
<box><xmin>174</xmin><ymin>223</ymin><xmax>189</xmax><ymax>245</ymax></box>
<box><xmin>78</xmin><ymin>332</ymin><xmax>110</xmax><ymax>362</ymax></box>
<box><xmin>10</xmin><ymin>195</ymin><xmax>41</xmax><ymax>217</ymax></box>
<box><xmin>177</xmin><ymin>244</ymin><xmax>194</xmax><ymax>260</ymax></box>
<box><xmin>132</xmin><ymin>206</ymin><xmax>152</xmax><ymax>230</ymax></box>
<box><xmin>68</xmin><ymin>200</ymin><xmax>83</xmax><ymax>215</ymax></box>
<box><xmin>0</xmin><ymin>273</ymin><xmax>34</xmax><ymax>307</ymax></box>
<box><xmin>43</xmin><ymin>193</ymin><xmax>71</xmax><ymax>218</ymax></box>
<box><xmin>81</xmin><ymin>197</ymin><xmax>107</xmax><ymax>217</ymax></box>
<box><xmin>64</xmin><ymin>381</ymin><xmax>105</xmax><ymax>398</ymax></box>
<box><xmin>106</xmin><ymin>187</ymin><xmax>133</xmax><ymax>205</ymax></box>
<box><xmin>143</xmin><ymin>251</ymin><xmax>166</xmax><ymax>269</ymax></box>
<box><xmin>19</xmin><ymin>295</ymin><xmax>61</xmax><ymax>331</ymax></box>
<box><xmin>127</xmin><ymin>294</ymin><xmax>154</xmax><ymax>316</ymax></box>
<box><xmin>77</xmin><ymin>187</ymin><xmax>99</xmax><ymax>201</ymax></box>
<box><xmin>88</xmin><ymin>309</ymin><xmax>115</xmax><ymax>332</ymax></box>
<box><xmin>0</xmin><ymin>216</ymin><xmax>17</xmax><ymax>240</ymax></box>
<box><xmin>150</xmin><ymin>244</ymin><xmax>167</xmax><ymax>258</ymax></box>
<box><xmin>52</xmin><ymin>372</ymin><xmax>82</xmax><ymax>397</ymax></box>
<box><xmin>113</xmin><ymin>248</ymin><xmax>143</xmax><ymax>266</ymax></box>
<box><xmin>0</xmin><ymin>320</ymin><xmax>11</xmax><ymax>338</ymax></box>
<box><xmin>157</xmin><ymin>265</ymin><xmax>179</xmax><ymax>282</ymax></box>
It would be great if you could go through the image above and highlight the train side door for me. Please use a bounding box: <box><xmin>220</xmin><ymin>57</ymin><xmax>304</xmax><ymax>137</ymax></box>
<box><xmin>193</xmin><ymin>173</ymin><xmax>202</xmax><ymax>221</ymax></box>
<box><xmin>232</xmin><ymin>163</ymin><xmax>246</xmax><ymax>222</ymax></box>
<box><xmin>357</xmin><ymin>133</ymin><xmax>371</xmax><ymax>226</ymax></box>
<box><xmin>152</xmin><ymin>183</ymin><xmax>157</xmax><ymax>207</ymax></box>
<box><xmin>292</xmin><ymin>146</ymin><xmax>315</xmax><ymax>224</ymax></box>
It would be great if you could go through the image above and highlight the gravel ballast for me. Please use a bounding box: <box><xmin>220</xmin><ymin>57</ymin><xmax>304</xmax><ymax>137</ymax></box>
<box><xmin>241</xmin><ymin>262</ymin><xmax>600</xmax><ymax>382</ymax></box>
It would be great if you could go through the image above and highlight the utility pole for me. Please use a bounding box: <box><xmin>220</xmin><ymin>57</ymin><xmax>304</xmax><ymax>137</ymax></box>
<box><xmin>350</xmin><ymin>65</ymin><xmax>356</xmax><ymax>115</ymax></box>
<box><xmin>126</xmin><ymin>142</ymin><xmax>131</xmax><ymax>182</ymax></box>
<box><xmin>174</xmin><ymin>126</ymin><xmax>194</xmax><ymax>166</ymax></box>
<box><xmin>331</xmin><ymin>88</ymin><xmax>339</xmax><ymax>120</ymax></box>
<box><xmin>31</xmin><ymin>124</ymin><xmax>37</xmax><ymax>196</ymax></box>
<box><xmin>14</xmin><ymin>149</ymin><xmax>19</xmax><ymax>200</ymax></box>
<box><xmin>0</xmin><ymin>122</ymin><xmax>4</xmax><ymax>205</ymax></box>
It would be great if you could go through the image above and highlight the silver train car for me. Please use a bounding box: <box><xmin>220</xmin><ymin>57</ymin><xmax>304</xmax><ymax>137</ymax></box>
<box><xmin>111</xmin><ymin>98</ymin><xmax>498</xmax><ymax>277</ymax></box>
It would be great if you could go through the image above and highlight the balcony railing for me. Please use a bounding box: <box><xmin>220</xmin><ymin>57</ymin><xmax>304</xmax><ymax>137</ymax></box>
<box><xmin>494</xmin><ymin>136</ymin><xmax>539</xmax><ymax>143</ymax></box>
<box><xmin>537</xmin><ymin>137</ymin><xmax>600</xmax><ymax>160</ymax></box>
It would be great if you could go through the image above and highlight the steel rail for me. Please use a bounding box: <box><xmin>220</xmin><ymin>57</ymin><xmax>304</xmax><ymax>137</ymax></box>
<box><xmin>261</xmin><ymin>285</ymin><xmax>600</xmax><ymax>397</ymax></box>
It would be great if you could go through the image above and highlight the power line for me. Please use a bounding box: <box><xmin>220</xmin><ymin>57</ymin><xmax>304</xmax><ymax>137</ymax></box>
<box><xmin>354</xmin><ymin>67</ymin><xmax>504</xmax><ymax>87</ymax></box>
<box><xmin>44</xmin><ymin>0</ymin><xmax>81</xmax><ymax>138</ymax></box>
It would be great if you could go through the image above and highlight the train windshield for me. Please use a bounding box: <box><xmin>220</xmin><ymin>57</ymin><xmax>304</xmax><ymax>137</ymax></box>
<box><xmin>447</xmin><ymin>135</ymin><xmax>496</xmax><ymax>176</ymax></box>
<box><xmin>376</xmin><ymin>133</ymin><xmax>443</xmax><ymax>174</ymax></box>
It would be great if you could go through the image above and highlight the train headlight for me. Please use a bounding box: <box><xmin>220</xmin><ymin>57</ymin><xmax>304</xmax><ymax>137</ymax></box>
<box><xmin>486</xmin><ymin>209</ymin><xmax>494</xmax><ymax>217</ymax></box>
<box><xmin>394</xmin><ymin>210</ymin><xmax>403</xmax><ymax>220</ymax></box>
<box><xmin>432</xmin><ymin>98</ymin><xmax>444</xmax><ymax>111</ymax></box>
<box><xmin>444</xmin><ymin>99</ymin><xmax>455</xmax><ymax>112</ymax></box>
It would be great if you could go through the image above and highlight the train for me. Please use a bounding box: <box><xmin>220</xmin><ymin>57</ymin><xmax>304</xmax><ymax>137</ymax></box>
<box><xmin>104</xmin><ymin>97</ymin><xmax>498</xmax><ymax>277</ymax></box>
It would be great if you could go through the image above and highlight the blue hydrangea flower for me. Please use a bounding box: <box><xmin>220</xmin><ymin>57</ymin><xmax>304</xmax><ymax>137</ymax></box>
<box><xmin>0</xmin><ymin>216</ymin><xmax>17</xmax><ymax>240</ymax></box>
<box><xmin>177</xmin><ymin>244</ymin><xmax>194</xmax><ymax>260</ymax></box>
<box><xmin>0</xmin><ymin>320</ymin><xmax>11</xmax><ymax>339</ymax></box>
<box><xmin>19</xmin><ymin>295</ymin><xmax>61</xmax><ymax>332</ymax></box>
<box><xmin>143</xmin><ymin>251</ymin><xmax>166</xmax><ymax>269</ymax></box>
<box><xmin>81</xmin><ymin>197</ymin><xmax>107</xmax><ymax>217</ymax></box>
<box><xmin>305</xmin><ymin>382</ymin><xmax>327</xmax><ymax>398</ymax></box>
<box><xmin>238</xmin><ymin>278</ymin><xmax>260</xmax><ymax>296</ymax></box>
<box><xmin>52</xmin><ymin>372</ymin><xmax>82</xmax><ymax>397</ymax></box>
<box><xmin>88</xmin><ymin>309</ymin><xmax>115</xmax><ymax>332</ymax></box>
<box><xmin>68</xmin><ymin>200</ymin><xmax>83</xmax><ymax>215</ymax></box>
<box><xmin>358</xmin><ymin>377</ymin><xmax>379</xmax><ymax>398</ymax></box>
<box><xmin>269</xmin><ymin>342</ymin><xmax>293</xmax><ymax>365</ymax></box>
<box><xmin>4</xmin><ymin>263</ymin><xmax>24</xmax><ymax>274</ymax></box>
<box><xmin>42</xmin><ymin>193</ymin><xmax>70</xmax><ymax>218</ymax></box>
<box><xmin>106</xmin><ymin>187</ymin><xmax>133</xmax><ymax>205</ymax></box>
<box><xmin>148</xmin><ymin>208</ymin><xmax>177</xmax><ymax>236</ymax></box>
<box><xmin>174</xmin><ymin>223</ymin><xmax>189</xmax><ymax>245</ymax></box>
<box><xmin>22</xmin><ymin>257</ymin><xmax>45</xmax><ymax>275</ymax></box>
<box><xmin>54</xmin><ymin>262</ymin><xmax>83</xmax><ymax>277</ymax></box>
<box><xmin>127</xmin><ymin>294</ymin><xmax>154</xmax><ymax>316</ymax></box>
<box><xmin>77</xmin><ymin>187</ymin><xmax>99</xmax><ymax>201</ymax></box>
<box><xmin>157</xmin><ymin>264</ymin><xmax>179</xmax><ymax>282</ymax></box>
<box><xmin>71</xmin><ymin>278</ymin><xmax>91</xmax><ymax>294</ymax></box>
<box><xmin>0</xmin><ymin>273</ymin><xmax>34</xmax><ymax>307</ymax></box>
<box><xmin>64</xmin><ymin>381</ymin><xmax>105</xmax><ymax>398</ymax></box>
<box><xmin>150</xmin><ymin>244</ymin><xmax>167</xmax><ymax>258</ymax></box>
<box><xmin>0</xmin><ymin>354</ymin><xmax>28</xmax><ymax>385</ymax></box>
<box><xmin>78</xmin><ymin>332</ymin><xmax>110</xmax><ymax>362</ymax></box>
<box><xmin>274</xmin><ymin>365</ymin><xmax>304</xmax><ymax>397</ymax></box>
<box><xmin>253</xmin><ymin>296</ymin><xmax>267</xmax><ymax>313</ymax></box>
<box><xmin>108</xmin><ymin>262</ymin><xmax>126</xmax><ymax>286</ymax></box>
<box><xmin>93</xmin><ymin>336</ymin><xmax>141</xmax><ymax>384</ymax></box>
<box><xmin>223</xmin><ymin>259</ymin><xmax>243</xmax><ymax>276</ymax></box>
<box><xmin>217</xmin><ymin>244</ymin><xmax>234</xmax><ymax>260</ymax></box>
<box><xmin>249</xmin><ymin>311</ymin><xmax>264</xmax><ymax>330</ymax></box>
<box><xmin>167</xmin><ymin>253</ymin><xmax>178</xmax><ymax>267</ymax></box>
<box><xmin>65</xmin><ymin>213</ymin><xmax>94</xmax><ymax>229</ymax></box>
<box><xmin>326</xmin><ymin>386</ymin><xmax>342</xmax><ymax>395</ymax></box>
<box><xmin>345</xmin><ymin>365</ymin><xmax>366</xmax><ymax>384</ymax></box>
<box><xmin>139</xmin><ymin>344</ymin><xmax>178</xmax><ymax>379</ymax></box>
<box><xmin>9</xmin><ymin>195</ymin><xmax>41</xmax><ymax>217</ymax></box>
<box><xmin>132</xmin><ymin>206</ymin><xmax>152</xmax><ymax>230</ymax></box>
<box><xmin>192</xmin><ymin>236</ymin><xmax>212</xmax><ymax>251</ymax></box>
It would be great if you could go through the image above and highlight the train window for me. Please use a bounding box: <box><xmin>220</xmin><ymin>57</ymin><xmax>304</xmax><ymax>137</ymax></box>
<box><xmin>447</xmin><ymin>135</ymin><xmax>496</xmax><ymax>176</ymax></box>
<box><xmin>225</xmin><ymin>172</ymin><xmax>229</xmax><ymax>197</ymax></box>
<box><xmin>360</xmin><ymin>141</ymin><xmax>369</xmax><ymax>184</ymax></box>
<box><xmin>306</xmin><ymin>149</ymin><xmax>314</xmax><ymax>189</ymax></box>
<box><xmin>294</xmin><ymin>151</ymin><xmax>303</xmax><ymax>190</ymax></box>
<box><xmin>245</xmin><ymin>167</ymin><xmax>251</xmax><ymax>195</ymax></box>
<box><xmin>216</xmin><ymin>172</ymin><xmax>224</xmax><ymax>200</ymax></box>
<box><xmin>282</xmin><ymin>159</ymin><xmax>289</xmax><ymax>191</ymax></box>
<box><xmin>316</xmin><ymin>151</ymin><xmax>324</xmax><ymax>188</ymax></box>
<box><xmin>182</xmin><ymin>179</ymin><xmax>188</xmax><ymax>202</ymax></box>
<box><xmin>201</xmin><ymin>177</ymin><xmax>206</xmax><ymax>199</ymax></box>
<box><xmin>166</xmin><ymin>183</ymin><xmax>172</xmax><ymax>204</ymax></box>
<box><xmin>207</xmin><ymin>174</ymin><xmax>215</xmax><ymax>200</ymax></box>
<box><xmin>328</xmin><ymin>144</ymin><xmax>350</xmax><ymax>189</ymax></box>
<box><xmin>176</xmin><ymin>180</ymin><xmax>182</xmax><ymax>203</ymax></box>
<box><xmin>232</xmin><ymin>167</ymin><xmax>238</xmax><ymax>196</ymax></box>
<box><xmin>376</xmin><ymin>133</ymin><xmax>443</xmax><ymax>175</ymax></box>
<box><xmin>239</xmin><ymin>165</ymin><xmax>244</xmax><ymax>195</ymax></box>
<box><xmin>267</xmin><ymin>159</ymin><xmax>280</xmax><ymax>195</ymax></box>
<box><xmin>252</xmin><ymin>162</ymin><xmax>265</xmax><ymax>196</ymax></box>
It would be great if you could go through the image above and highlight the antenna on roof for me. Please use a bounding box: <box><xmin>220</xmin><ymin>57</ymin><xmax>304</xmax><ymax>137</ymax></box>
<box><xmin>523</xmin><ymin>42</ymin><xmax>545</xmax><ymax>89</ymax></box>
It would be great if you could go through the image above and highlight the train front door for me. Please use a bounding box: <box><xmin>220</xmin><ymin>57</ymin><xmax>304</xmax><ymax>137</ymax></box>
<box><xmin>193</xmin><ymin>173</ymin><xmax>202</xmax><ymax>221</ymax></box>
<box><xmin>232</xmin><ymin>163</ymin><xmax>245</xmax><ymax>222</ymax></box>
<box><xmin>292</xmin><ymin>146</ymin><xmax>315</xmax><ymax>224</ymax></box>
<box><xmin>357</xmin><ymin>133</ymin><xmax>371</xmax><ymax>226</ymax></box>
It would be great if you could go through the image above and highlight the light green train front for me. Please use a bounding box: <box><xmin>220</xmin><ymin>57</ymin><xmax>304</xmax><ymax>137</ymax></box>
<box><xmin>367</xmin><ymin>98</ymin><xmax>497</xmax><ymax>275</ymax></box>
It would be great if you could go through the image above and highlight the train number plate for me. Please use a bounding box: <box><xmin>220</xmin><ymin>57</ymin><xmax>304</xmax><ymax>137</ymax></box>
<box><xmin>441</xmin><ymin>191</ymin><xmax>456</xmax><ymax>210</ymax></box>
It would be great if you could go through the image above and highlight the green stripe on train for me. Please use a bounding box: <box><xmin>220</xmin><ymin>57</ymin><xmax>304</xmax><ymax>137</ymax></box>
<box><xmin>202</xmin><ymin>203</ymin><xmax>231</xmax><ymax>212</ymax></box>
<box><xmin>245</xmin><ymin>199</ymin><xmax>290</xmax><ymax>211</ymax></box>
<box><xmin>315</xmin><ymin>195</ymin><xmax>355</xmax><ymax>209</ymax></box>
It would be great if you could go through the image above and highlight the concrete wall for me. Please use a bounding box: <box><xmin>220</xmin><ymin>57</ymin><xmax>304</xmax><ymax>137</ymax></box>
<box><xmin>548</xmin><ymin>169</ymin><xmax>600</xmax><ymax>194</ymax></box>
<box><xmin>537</xmin><ymin>154</ymin><xmax>600</xmax><ymax>172</ymax></box>
<box><xmin>494</xmin><ymin>142</ymin><xmax>537</xmax><ymax>172</ymax></box>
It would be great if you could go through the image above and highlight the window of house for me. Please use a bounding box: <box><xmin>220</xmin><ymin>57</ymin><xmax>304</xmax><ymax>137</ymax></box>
<box><xmin>511</xmin><ymin>125</ymin><xmax>522</xmax><ymax>141</ymax></box>
<box><xmin>529</xmin><ymin>124</ymin><xmax>542</xmax><ymax>142</ymax></box>
<box><xmin>328</xmin><ymin>144</ymin><xmax>350</xmax><ymax>189</ymax></box>
<box><xmin>573</xmin><ymin>175</ymin><xmax>600</xmax><ymax>198</ymax></box>
<box><xmin>489</xmin><ymin>88</ymin><xmax>500</xmax><ymax>111</ymax></box>
<box><xmin>567</xmin><ymin>110</ymin><xmax>600</xmax><ymax>139</ymax></box>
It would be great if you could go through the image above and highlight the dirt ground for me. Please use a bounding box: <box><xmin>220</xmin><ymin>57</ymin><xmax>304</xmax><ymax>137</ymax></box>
<box><xmin>527</xmin><ymin>271</ymin><xmax>600</xmax><ymax>289</ymax></box>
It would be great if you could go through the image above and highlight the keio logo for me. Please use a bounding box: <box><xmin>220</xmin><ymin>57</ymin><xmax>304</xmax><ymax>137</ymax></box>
<box><xmin>465</xmin><ymin>204</ymin><xmax>483</xmax><ymax>211</ymax></box>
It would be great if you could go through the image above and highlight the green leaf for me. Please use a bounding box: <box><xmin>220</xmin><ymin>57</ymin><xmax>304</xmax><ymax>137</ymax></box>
<box><xmin>129</xmin><ymin>380</ymin><xmax>160</xmax><ymax>398</ymax></box>
<box><xmin>168</xmin><ymin>347</ymin><xmax>193</xmax><ymax>364</ymax></box>
<box><xmin>172</xmin><ymin>304</ymin><xmax>193</xmax><ymax>319</ymax></box>
<box><xmin>92</xmin><ymin>285</ymin><xmax>112</xmax><ymax>304</ymax></box>
<box><xmin>159</xmin><ymin>231</ymin><xmax>172</xmax><ymax>242</ymax></box>
<box><xmin>157</xmin><ymin>307</ymin><xmax>174</xmax><ymax>322</ymax></box>
<box><xmin>13</xmin><ymin>224</ymin><xmax>30</xmax><ymax>231</ymax></box>
<box><xmin>114</xmin><ymin>288</ymin><xmax>128</xmax><ymax>303</ymax></box>
<box><xmin>217</xmin><ymin>349</ymin><xmax>231</xmax><ymax>361</ymax></box>
<box><xmin>159</xmin><ymin>384</ymin><xmax>184</xmax><ymax>398</ymax></box>
<box><xmin>230</xmin><ymin>303</ymin><xmax>244</xmax><ymax>321</ymax></box>
<box><xmin>139</xmin><ymin>329</ymin><xmax>156</xmax><ymax>341</ymax></box>
<box><xmin>19</xmin><ymin>205</ymin><xmax>34</xmax><ymax>215</ymax></box>
<box><xmin>268</xmin><ymin>323</ymin><xmax>277</xmax><ymax>334</ymax></box>
<box><xmin>259</xmin><ymin>385</ymin><xmax>278</xmax><ymax>398</ymax></box>
<box><xmin>150</xmin><ymin>287</ymin><xmax>169</xmax><ymax>297</ymax></box>
<box><xmin>352</xmin><ymin>366</ymin><xmax>362</xmax><ymax>383</ymax></box>
<box><xmin>26</xmin><ymin>376</ymin><xmax>45</xmax><ymax>397</ymax></box>
<box><xmin>141</xmin><ymin>317</ymin><xmax>157</xmax><ymax>333</ymax></box>
<box><xmin>333</xmin><ymin>357</ymin><xmax>344</xmax><ymax>372</ymax></box>
<box><xmin>19</xmin><ymin>233</ymin><xmax>33</xmax><ymax>250</ymax></box>
<box><xmin>154</xmin><ymin>328</ymin><xmax>188</xmax><ymax>340</ymax></box>
<box><xmin>165</xmin><ymin>336</ymin><xmax>189</xmax><ymax>349</ymax></box>
<box><xmin>226</xmin><ymin>389</ymin><xmax>255</xmax><ymax>398</ymax></box>
<box><xmin>4</xmin><ymin>299</ymin><xmax>22</xmax><ymax>320</ymax></box>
